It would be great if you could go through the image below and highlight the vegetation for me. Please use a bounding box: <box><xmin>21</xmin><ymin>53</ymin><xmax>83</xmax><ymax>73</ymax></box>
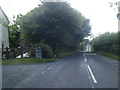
<box><xmin>0</xmin><ymin>61</ymin><xmax>2</xmax><ymax>65</ymax></box>
<box><xmin>9</xmin><ymin>20</ymin><xmax>21</xmax><ymax>48</ymax></box>
<box><xmin>9</xmin><ymin>1</ymin><xmax>91</xmax><ymax>58</ymax></box>
<box><xmin>79</xmin><ymin>41</ymin><xmax>85</xmax><ymax>51</ymax></box>
<box><xmin>30</xmin><ymin>43</ymin><xmax>54</xmax><ymax>58</ymax></box>
<box><xmin>57</xmin><ymin>51</ymin><xmax>77</xmax><ymax>58</ymax></box>
<box><xmin>0</xmin><ymin>58</ymin><xmax>59</xmax><ymax>65</ymax></box>
<box><xmin>92</xmin><ymin>32</ymin><xmax>119</xmax><ymax>60</ymax></box>
<box><xmin>96</xmin><ymin>51</ymin><xmax>119</xmax><ymax>60</ymax></box>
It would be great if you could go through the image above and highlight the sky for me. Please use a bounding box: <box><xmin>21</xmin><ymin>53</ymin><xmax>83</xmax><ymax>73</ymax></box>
<box><xmin>0</xmin><ymin>0</ymin><xmax>119</xmax><ymax>37</ymax></box>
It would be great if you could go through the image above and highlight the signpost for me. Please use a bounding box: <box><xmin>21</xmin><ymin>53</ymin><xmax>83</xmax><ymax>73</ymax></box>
<box><xmin>35</xmin><ymin>46</ymin><xmax>42</xmax><ymax>59</ymax></box>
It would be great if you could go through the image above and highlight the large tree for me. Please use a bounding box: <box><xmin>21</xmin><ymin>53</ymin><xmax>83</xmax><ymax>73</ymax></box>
<box><xmin>18</xmin><ymin>1</ymin><xmax>91</xmax><ymax>53</ymax></box>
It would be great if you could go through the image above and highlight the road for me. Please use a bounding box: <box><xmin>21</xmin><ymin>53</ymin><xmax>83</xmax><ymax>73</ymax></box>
<box><xmin>2</xmin><ymin>45</ymin><xmax>119</xmax><ymax>88</ymax></box>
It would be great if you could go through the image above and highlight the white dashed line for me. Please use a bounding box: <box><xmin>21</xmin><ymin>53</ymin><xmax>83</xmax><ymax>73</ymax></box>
<box><xmin>85</xmin><ymin>58</ymin><xmax>87</xmax><ymax>62</ymax></box>
<box><xmin>48</xmin><ymin>67</ymin><xmax>52</xmax><ymax>69</ymax></box>
<box><xmin>84</xmin><ymin>54</ymin><xmax>85</xmax><ymax>58</ymax></box>
<box><xmin>87</xmin><ymin>65</ymin><xmax>97</xmax><ymax>83</ymax></box>
<box><xmin>85</xmin><ymin>64</ymin><xmax>95</xmax><ymax>88</ymax></box>
<box><xmin>42</xmin><ymin>71</ymin><xmax>46</xmax><ymax>74</ymax></box>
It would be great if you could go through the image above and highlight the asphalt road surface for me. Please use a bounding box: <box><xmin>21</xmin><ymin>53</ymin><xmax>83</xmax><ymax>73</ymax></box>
<box><xmin>2</xmin><ymin>51</ymin><xmax>118</xmax><ymax>88</ymax></box>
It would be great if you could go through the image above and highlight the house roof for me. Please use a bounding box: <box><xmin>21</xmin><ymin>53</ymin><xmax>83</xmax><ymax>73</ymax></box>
<box><xmin>0</xmin><ymin>6</ymin><xmax>9</xmax><ymax>22</ymax></box>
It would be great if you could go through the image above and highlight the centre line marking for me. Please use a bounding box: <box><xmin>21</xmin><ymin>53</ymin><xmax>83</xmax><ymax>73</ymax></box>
<box><xmin>48</xmin><ymin>67</ymin><xmax>51</xmax><ymax>69</ymax></box>
<box><xmin>84</xmin><ymin>55</ymin><xmax>85</xmax><ymax>58</ymax></box>
<box><xmin>85</xmin><ymin>58</ymin><xmax>87</xmax><ymax>62</ymax></box>
<box><xmin>42</xmin><ymin>71</ymin><xmax>46</xmax><ymax>74</ymax></box>
<box><xmin>87</xmin><ymin>65</ymin><xmax>97</xmax><ymax>83</ymax></box>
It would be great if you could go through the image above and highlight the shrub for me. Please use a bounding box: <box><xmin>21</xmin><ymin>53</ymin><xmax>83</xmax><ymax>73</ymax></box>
<box><xmin>40</xmin><ymin>43</ymin><xmax>54</xmax><ymax>58</ymax></box>
<box><xmin>30</xmin><ymin>43</ymin><xmax>54</xmax><ymax>58</ymax></box>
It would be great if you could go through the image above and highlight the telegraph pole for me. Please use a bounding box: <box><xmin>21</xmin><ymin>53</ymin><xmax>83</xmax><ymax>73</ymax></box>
<box><xmin>118</xmin><ymin>1</ymin><xmax>120</xmax><ymax>31</ymax></box>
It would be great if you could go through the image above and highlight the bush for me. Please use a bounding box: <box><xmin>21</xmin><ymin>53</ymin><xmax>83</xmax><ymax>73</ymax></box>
<box><xmin>29</xmin><ymin>43</ymin><xmax>54</xmax><ymax>58</ymax></box>
<box><xmin>92</xmin><ymin>32</ymin><xmax>119</xmax><ymax>55</ymax></box>
<box><xmin>40</xmin><ymin>43</ymin><xmax>54</xmax><ymax>58</ymax></box>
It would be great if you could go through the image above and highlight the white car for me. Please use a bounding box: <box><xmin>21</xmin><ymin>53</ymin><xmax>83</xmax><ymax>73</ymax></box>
<box><xmin>16</xmin><ymin>52</ymin><xmax>29</xmax><ymax>58</ymax></box>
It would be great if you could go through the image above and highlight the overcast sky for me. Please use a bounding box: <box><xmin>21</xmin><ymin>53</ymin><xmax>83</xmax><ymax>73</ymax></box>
<box><xmin>0</xmin><ymin>0</ymin><xmax>118</xmax><ymax>37</ymax></box>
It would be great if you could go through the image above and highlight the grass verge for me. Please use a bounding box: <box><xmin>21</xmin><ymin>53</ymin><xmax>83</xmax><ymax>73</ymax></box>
<box><xmin>0</xmin><ymin>58</ymin><xmax>59</xmax><ymax>65</ymax></box>
<box><xmin>0</xmin><ymin>61</ymin><xmax>2</xmax><ymax>65</ymax></box>
<box><xmin>96</xmin><ymin>51</ymin><xmax>120</xmax><ymax>61</ymax></box>
<box><xmin>57</xmin><ymin>51</ymin><xmax>77</xmax><ymax>58</ymax></box>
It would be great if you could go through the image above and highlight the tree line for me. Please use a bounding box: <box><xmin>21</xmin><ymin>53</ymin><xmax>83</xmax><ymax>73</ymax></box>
<box><xmin>92</xmin><ymin>32</ymin><xmax>119</xmax><ymax>56</ymax></box>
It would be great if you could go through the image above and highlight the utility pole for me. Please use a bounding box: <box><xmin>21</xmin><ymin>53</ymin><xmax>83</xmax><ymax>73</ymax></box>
<box><xmin>118</xmin><ymin>1</ymin><xmax>120</xmax><ymax>31</ymax></box>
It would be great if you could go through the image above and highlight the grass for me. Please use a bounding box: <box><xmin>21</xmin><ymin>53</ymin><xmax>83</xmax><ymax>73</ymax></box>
<box><xmin>0</xmin><ymin>58</ymin><xmax>59</xmax><ymax>65</ymax></box>
<box><xmin>96</xmin><ymin>51</ymin><xmax>120</xmax><ymax>61</ymax></box>
<box><xmin>0</xmin><ymin>61</ymin><xmax>2</xmax><ymax>65</ymax></box>
<box><xmin>0</xmin><ymin>51</ymin><xmax>77</xmax><ymax>65</ymax></box>
<box><xmin>57</xmin><ymin>51</ymin><xmax>77</xmax><ymax>58</ymax></box>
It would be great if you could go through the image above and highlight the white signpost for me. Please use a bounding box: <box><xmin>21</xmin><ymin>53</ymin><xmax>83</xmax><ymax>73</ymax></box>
<box><xmin>35</xmin><ymin>46</ymin><xmax>42</xmax><ymax>59</ymax></box>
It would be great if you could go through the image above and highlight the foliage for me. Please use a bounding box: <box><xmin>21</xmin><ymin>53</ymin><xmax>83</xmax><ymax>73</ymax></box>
<box><xmin>79</xmin><ymin>41</ymin><xmax>85</xmax><ymax>51</ymax></box>
<box><xmin>92</xmin><ymin>32</ymin><xmax>119</xmax><ymax>56</ymax></box>
<box><xmin>57</xmin><ymin>51</ymin><xmax>78</xmax><ymax>58</ymax></box>
<box><xmin>0</xmin><ymin>58</ymin><xmax>59</xmax><ymax>65</ymax></box>
<box><xmin>18</xmin><ymin>2</ymin><xmax>91</xmax><ymax>55</ymax></box>
<box><xmin>39</xmin><ymin>43</ymin><xmax>54</xmax><ymax>58</ymax></box>
<box><xmin>8</xmin><ymin>15</ymin><xmax>23</xmax><ymax>48</ymax></box>
<box><xmin>96</xmin><ymin>51</ymin><xmax>119</xmax><ymax>61</ymax></box>
<box><xmin>9</xmin><ymin>23</ymin><xmax>20</xmax><ymax>48</ymax></box>
<box><xmin>29</xmin><ymin>43</ymin><xmax>54</xmax><ymax>58</ymax></box>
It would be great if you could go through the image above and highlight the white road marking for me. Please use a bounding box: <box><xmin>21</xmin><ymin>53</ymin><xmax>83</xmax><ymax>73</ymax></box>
<box><xmin>48</xmin><ymin>67</ymin><xmax>52</xmax><ymax>69</ymax></box>
<box><xmin>84</xmin><ymin>55</ymin><xmax>85</xmax><ymax>58</ymax></box>
<box><xmin>87</xmin><ymin>65</ymin><xmax>97</xmax><ymax>83</ymax></box>
<box><xmin>42</xmin><ymin>71</ymin><xmax>46</xmax><ymax>74</ymax></box>
<box><xmin>84</xmin><ymin>64</ymin><xmax>95</xmax><ymax>88</ymax></box>
<box><xmin>85</xmin><ymin>58</ymin><xmax>87</xmax><ymax>62</ymax></box>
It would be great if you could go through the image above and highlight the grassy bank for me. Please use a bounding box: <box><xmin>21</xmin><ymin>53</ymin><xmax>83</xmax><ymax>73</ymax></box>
<box><xmin>57</xmin><ymin>51</ymin><xmax>77</xmax><ymax>58</ymax></box>
<box><xmin>0</xmin><ymin>58</ymin><xmax>59</xmax><ymax>65</ymax></box>
<box><xmin>96</xmin><ymin>51</ymin><xmax>120</xmax><ymax>61</ymax></box>
<box><xmin>0</xmin><ymin>51</ymin><xmax>77</xmax><ymax>65</ymax></box>
<box><xmin>0</xmin><ymin>61</ymin><xmax>2</xmax><ymax>65</ymax></box>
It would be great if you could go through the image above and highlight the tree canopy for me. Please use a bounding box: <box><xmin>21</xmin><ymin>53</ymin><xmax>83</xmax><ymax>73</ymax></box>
<box><xmin>13</xmin><ymin>2</ymin><xmax>91</xmax><ymax>56</ymax></box>
<box><xmin>92</xmin><ymin>32</ymin><xmax>119</xmax><ymax>55</ymax></box>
